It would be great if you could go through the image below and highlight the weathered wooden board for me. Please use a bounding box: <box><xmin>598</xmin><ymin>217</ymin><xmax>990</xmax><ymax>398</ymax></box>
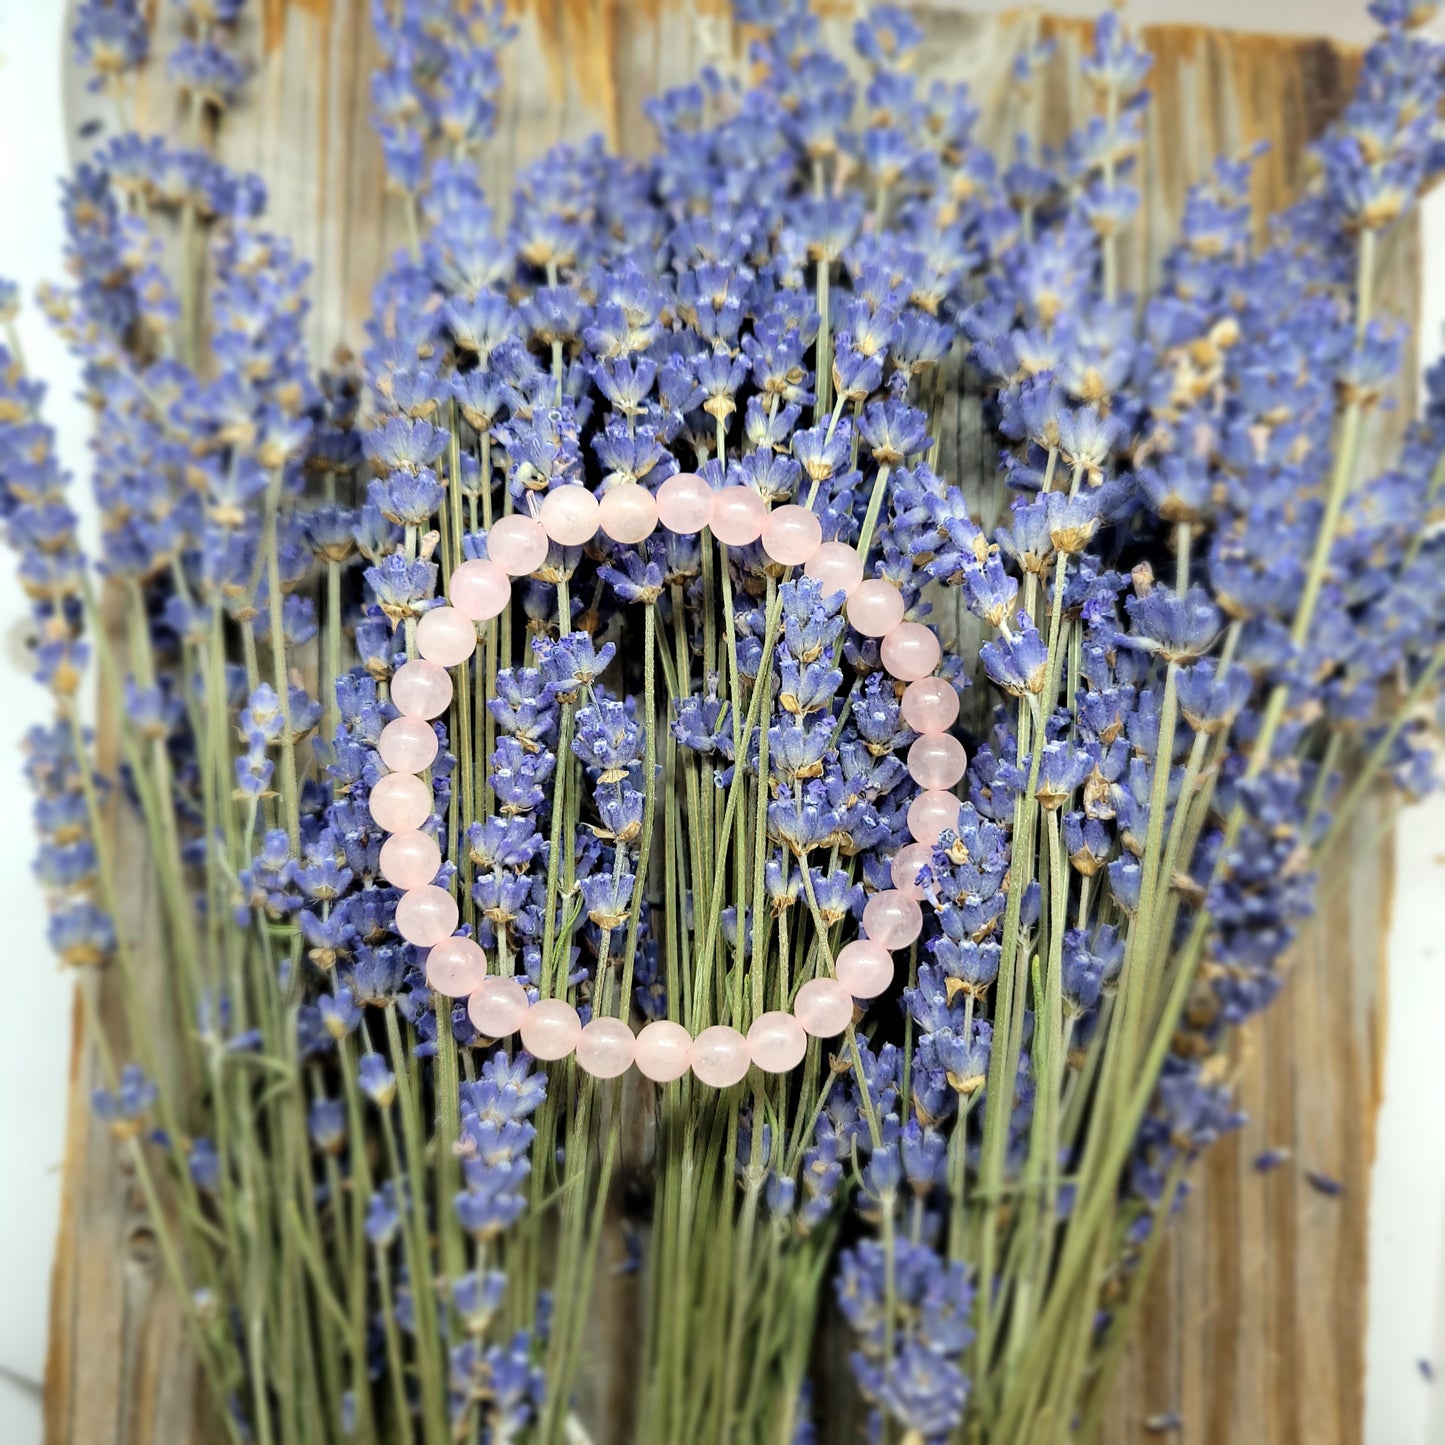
<box><xmin>47</xmin><ymin>4</ymin><xmax>1405</xmax><ymax>1442</ymax></box>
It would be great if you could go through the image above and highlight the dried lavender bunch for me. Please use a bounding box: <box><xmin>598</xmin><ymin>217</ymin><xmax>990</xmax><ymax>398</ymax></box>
<box><xmin>2</xmin><ymin>1</ymin><xmax>1443</xmax><ymax>1444</ymax></box>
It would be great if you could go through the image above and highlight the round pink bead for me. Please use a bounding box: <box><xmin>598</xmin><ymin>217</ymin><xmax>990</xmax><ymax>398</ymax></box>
<box><xmin>488</xmin><ymin>514</ymin><xmax>549</xmax><ymax>576</ymax></box>
<box><xmin>881</xmin><ymin>622</ymin><xmax>942</xmax><ymax>683</ymax></box>
<box><xmin>369</xmin><ymin>771</ymin><xmax>432</xmax><ymax>833</ymax></box>
<box><xmin>391</xmin><ymin>659</ymin><xmax>453</xmax><ymax>720</ymax></box>
<box><xmin>519</xmin><ymin>998</ymin><xmax>582</xmax><ymax>1060</ymax></box>
<box><xmin>416</xmin><ymin>606</ymin><xmax>477</xmax><ymax>667</ymax></box>
<box><xmin>846</xmin><ymin>579</ymin><xmax>906</xmax><ymax>637</ymax></box>
<box><xmin>691</xmin><ymin>1025</ymin><xmax>751</xmax><ymax>1088</ymax></box>
<box><xmin>575</xmin><ymin>1016</ymin><xmax>637</xmax><ymax>1079</ymax></box>
<box><xmin>378</xmin><ymin>716</ymin><xmax>439</xmax><ymax>773</ymax></box>
<box><xmin>901</xmin><ymin>677</ymin><xmax>960</xmax><ymax>735</ymax></box>
<box><xmin>379</xmin><ymin>829</ymin><xmax>442</xmax><ymax>889</ymax></box>
<box><xmin>746</xmin><ymin>1011</ymin><xmax>807</xmax><ymax>1073</ymax></box>
<box><xmin>467</xmin><ymin>976</ymin><xmax>529</xmax><ymax>1038</ymax></box>
<box><xmin>426</xmin><ymin>935</ymin><xmax>487</xmax><ymax>999</ymax></box>
<box><xmin>793</xmin><ymin>978</ymin><xmax>854</xmax><ymax>1038</ymax></box>
<box><xmin>835</xmin><ymin>940</ymin><xmax>895</xmax><ymax>999</ymax></box>
<box><xmin>448</xmin><ymin>559</ymin><xmax>511</xmax><ymax>621</ymax></box>
<box><xmin>908</xmin><ymin>790</ymin><xmax>961</xmax><ymax>846</ymax></box>
<box><xmin>761</xmin><ymin>504</ymin><xmax>823</xmax><ymax>567</ymax></box>
<box><xmin>862</xmin><ymin>889</ymin><xmax>924</xmax><ymax>949</ymax></box>
<box><xmin>598</xmin><ymin>485</ymin><xmax>659</xmax><ymax>544</ymax></box>
<box><xmin>804</xmin><ymin>541</ymin><xmax>865</xmax><ymax>599</ymax></box>
<box><xmin>709</xmin><ymin>486</ymin><xmax>767</xmax><ymax>546</ymax></box>
<box><xmin>656</xmin><ymin>472</ymin><xmax>715</xmax><ymax>534</ymax></box>
<box><xmin>890</xmin><ymin>841</ymin><xmax>935</xmax><ymax>900</ymax></box>
<box><xmin>908</xmin><ymin>734</ymin><xmax>968</xmax><ymax>791</ymax></box>
<box><xmin>395</xmin><ymin>884</ymin><xmax>459</xmax><ymax>948</ymax></box>
<box><xmin>539</xmin><ymin>485</ymin><xmax>600</xmax><ymax>546</ymax></box>
<box><xmin>634</xmin><ymin>1020</ymin><xmax>692</xmax><ymax>1083</ymax></box>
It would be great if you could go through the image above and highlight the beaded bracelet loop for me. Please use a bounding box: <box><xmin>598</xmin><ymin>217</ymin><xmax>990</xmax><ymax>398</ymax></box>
<box><xmin>367</xmin><ymin>477</ymin><xmax>967</xmax><ymax>1087</ymax></box>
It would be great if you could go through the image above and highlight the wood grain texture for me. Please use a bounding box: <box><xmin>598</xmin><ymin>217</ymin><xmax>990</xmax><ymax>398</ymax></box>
<box><xmin>48</xmin><ymin>4</ymin><xmax>1407</xmax><ymax>1441</ymax></box>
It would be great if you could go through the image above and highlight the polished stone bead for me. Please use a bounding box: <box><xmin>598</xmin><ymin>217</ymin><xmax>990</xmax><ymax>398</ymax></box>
<box><xmin>709</xmin><ymin>486</ymin><xmax>767</xmax><ymax>546</ymax></box>
<box><xmin>760</xmin><ymin>504</ymin><xmax>823</xmax><ymax>567</ymax></box>
<box><xmin>369</xmin><ymin>771</ymin><xmax>432</xmax><ymax>833</ymax></box>
<box><xmin>598</xmin><ymin>485</ymin><xmax>659</xmax><ymax>544</ymax></box>
<box><xmin>448</xmin><ymin>559</ymin><xmax>511</xmax><ymax>621</ymax></box>
<box><xmin>391</xmin><ymin>659</ymin><xmax>453</xmax><ymax>720</ymax></box>
<box><xmin>634</xmin><ymin>1020</ymin><xmax>692</xmax><ymax>1082</ymax></box>
<box><xmin>862</xmin><ymin>889</ymin><xmax>923</xmax><ymax>948</ymax></box>
<box><xmin>804</xmin><ymin>541</ymin><xmax>865</xmax><ymax>599</ymax></box>
<box><xmin>488</xmin><ymin>514</ymin><xmax>549</xmax><ymax>576</ymax></box>
<box><xmin>415</xmin><ymin>606</ymin><xmax>477</xmax><ymax>667</ymax></box>
<box><xmin>467</xmin><ymin>976</ymin><xmax>528</xmax><ymax>1038</ymax></box>
<box><xmin>575</xmin><ymin>1016</ymin><xmax>636</xmax><ymax>1079</ymax></box>
<box><xmin>425</xmin><ymin>935</ymin><xmax>487</xmax><ymax>999</ymax></box>
<box><xmin>538</xmin><ymin>485</ymin><xmax>600</xmax><ymax>546</ymax></box>
<box><xmin>690</xmin><ymin>1025</ymin><xmax>751</xmax><ymax>1087</ymax></box>
<box><xmin>792</xmin><ymin>978</ymin><xmax>853</xmax><ymax>1037</ymax></box>
<box><xmin>835</xmin><ymin>940</ymin><xmax>895</xmax><ymax>999</ymax></box>
<box><xmin>746</xmin><ymin>1011</ymin><xmax>808</xmax><ymax>1073</ymax></box>
<box><xmin>846</xmin><ymin>579</ymin><xmax>905</xmax><ymax>637</ymax></box>
<box><xmin>908</xmin><ymin>733</ymin><xmax>968</xmax><ymax>790</ymax></box>
<box><xmin>519</xmin><ymin>998</ymin><xmax>582</xmax><ymax>1061</ymax></box>
<box><xmin>880</xmin><ymin>621</ymin><xmax>941</xmax><ymax>682</ymax></box>
<box><xmin>394</xmin><ymin>884</ymin><xmax>459</xmax><ymax>947</ymax></box>
<box><xmin>907</xmin><ymin>790</ymin><xmax>962</xmax><ymax>845</ymax></box>
<box><xmin>656</xmin><ymin>472</ymin><xmax>715</xmax><ymax>534</ymax></box>
<box><xmin>378</xmin><ymin>829</ymin><xmax>441</xmax><ymax>889</ymax></box>
<box><xmin>377</xmin><ymin>716</ymin><xmax>439</xmax><ymax>773</ymax></box>
<box><xmin>900</xmin><ymin>677</ymin><xmax>959</xmax><ymax>735</ymax></box>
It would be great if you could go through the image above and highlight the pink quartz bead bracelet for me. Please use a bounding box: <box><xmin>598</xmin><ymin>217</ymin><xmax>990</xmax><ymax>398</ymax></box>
<box><xmin>358</xmin><ymin>474</ymin><xmax>976</xmax><ymax>1086</ymax></box>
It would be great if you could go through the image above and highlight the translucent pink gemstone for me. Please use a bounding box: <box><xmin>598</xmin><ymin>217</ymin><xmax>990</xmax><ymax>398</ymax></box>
<box><xmin>416</xmin><ymin>606</ymin><xmax>477</xmax><ymax>667</ymax></box>
<box><xmin>890</xmin><ymin>841</ymin><xmax>935</xmax><ymax>900</ymax></box>
<box><xmin>835</xmin><ymin>939</ymin><xmax>895</xmax><ymax>999</ymax></box>
<box><xmin>908</xmin><ymin>734</ymin><xmax>968</xmax><ymax>791</ymax></box>
<box><xmin>761</xmin><ymin>504</ymin><xmax>823</xmax><ymax>567</ymax></box>
<box><xmin>656</xmin><ymin>472</ymin><xmax>715</xmax><ymax>534</ymax></box>
<box><xmin>908</xmin><ymin>789</ymin><xmax>961</xmax><ymax>846</ymax></box>
<box><xmin>391</xmin><ymin>659</ymin><xmax>453</xmax><ymax>720</ymax></box>
<box><xmin>426</xmin><ymin>935</ymin><xmax>487</xmax><ymax>999</ymax></box>
<box><xmin>468</xmin><ymin>976</ymin><xmax>529</xmax><ymax>1038</ymax></box>
<box><xmin>635</xmin><ymin>1020</ymin><xmax>692</xmax><ymax>1082</ymax></box>
<box><xmin>488</xmin><ymin>514</ymin><xmax>549</xmax><ymax>576</ymax></box>
<box><xmin>709</xmin><ymin>486</ymin><xmax>767</xmax><ymax>546</ymax></box>
<box><xmin>395</xmin><ymin>884</ymin><xmax>459</xmax><ymax>948</ymax></box>
<box><xmin>901</xmin><ymin>677</ymin><xmax>960</xmax><ymax>735</ymax></box>
<box><xmin>691</xmin><ymin>1025</ymin><xmax>751</xmax><ymax>1088</ymax></box>
<box><xmin>598</xmin><ymin>485</ymin><xmax>659</xmax><ymax>544</ymax></box>
<box><xmin>846</xmin><ymin>579</ymin><xmax>906</xmax><ymax>637</ymax></box>
<box><xmin>804</xmin><ymin>541</ymin><xmax>865</xmax><ymax>599</ymax></box>
<box><xmin>746</xmin><ymin>1011</ymin><xmax>807</xmax><ymax>1073</ymax></box>
<box><xmin>377</xmin><ymin>716</ymin><xmax>439</xmax><ymax>773</ymax></box>
<box><xmin>519</xmin><ymin>998</ymin><xmax>583</xmax><ymax>1060</ymax></box>
<box><xmin>539</xmin><ymin>485</ymin><xmax>600</xmax><ymax>547</ymax></box>
<box><xmin>369</xmin><ymin>771</ymin><xmax>432</xmax><ymax>833</ymax></box>
<box><xmin>448</xmin><ymin>558</ymin><xmax>511</xmax><ymax>621</ymax></box>
<box><xmin>880</xmin><ymin>622</ymin><xmax>942</xmax><ymax>682</ymax></box>
<box><xmin>575</xmin><ymin>1016</ymin><xmax>636</xmax><ymax>1079</ymax></box>
<box><xmin>379</xmin><ymin>829</ymin><xmax>442</xmax><ymax>889</ymax></box>
<box><xmin>793</xmin><ymin>978</ymin><xmax>854</xmax><ymax>1038</ymax></box>
<box><xmin>862</xmin><ymin>889</ymin><xmax>923</xmax><ymax>948</ymax></box>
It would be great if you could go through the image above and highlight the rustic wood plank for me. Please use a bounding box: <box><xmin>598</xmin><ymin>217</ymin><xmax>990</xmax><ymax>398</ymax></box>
<box><xmin>48</xmin><ymin>5</ymin><xmax>1404</xmax><ymax>1442</ymax></box>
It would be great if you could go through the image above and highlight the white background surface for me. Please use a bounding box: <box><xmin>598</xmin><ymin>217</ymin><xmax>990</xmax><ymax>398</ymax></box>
<box><xmin>0</xmin><ymin>4</ymin><xmax>1440</xmax><ymax>1443</ymax></box>
<box><xmin>0</xmin><ymin>3</ymin><xmax>94</xmax><ymax>1441</ymax></box>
